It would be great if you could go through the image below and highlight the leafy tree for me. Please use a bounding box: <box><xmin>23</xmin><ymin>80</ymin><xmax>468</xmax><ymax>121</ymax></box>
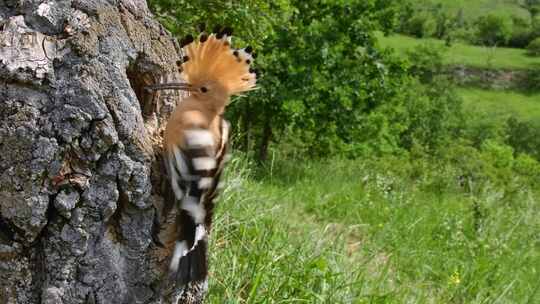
<box><xmin>405</xmin><ymin>43</ymin><xmax>444</xmax><ymax>83</ymax></box>
<box><xmin>506</xmin><ymin>117</ymin><xmax>540</xmax><ymax>161</ymax></box>
<box><xmin>148</xmin><ymin>0</ymin><xmax>292</xmax><ymax>49</ymax></box>
<box><xmin>149</xmin><ymin>0</ymin><xmax>410</xmax><ymax>160</ymax></box>
<box><xmin>396</xmin><ymin>78</ymin><xmax>463</xmax><ymax>152</ymax></box>
<box><xmin>474</xmin><ymin>14</ymin><xmax>513</xmax><ymax>46</ymax></box>
<box><xmin>515</xmin><ymin>0</ymin><xmax>540</xmax><ymax>20</ymax></box>
<box><xmin>405</xmin><ymin>11</ymin><xmax>437</xmax><ymax>38</ymax></box>
<box><xmin>508</xmin><ymin>16</ymin><xmax>534</xmax><ymax>48</ymax></box>
<box><xmin>526</xmin><ymin>37</ymin><xmax>540</xmax><ymax>55</ymax></box>
<box><xmin>432</xmin><ymin>4</ymin><xmax>452</xmax><ymax>39</ymax></box>
<box><xmin>148</xmin><ymin>0</ymin><xmax>463</xmax><ymax>160</ymax></box>
<box><xmin>148</xmin><ymin>0</ymin><xmax>294</xmax><ymax>159</ymax></box>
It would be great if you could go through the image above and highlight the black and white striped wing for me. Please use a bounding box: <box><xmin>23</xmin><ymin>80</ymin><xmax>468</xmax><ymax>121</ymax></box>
<box><xmin>163</xmin><ymin>119</ymin><xmax>230</xmax><ymax>292</ymax></box>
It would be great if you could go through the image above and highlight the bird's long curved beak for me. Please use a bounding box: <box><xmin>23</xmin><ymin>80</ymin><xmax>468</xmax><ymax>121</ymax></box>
<box><xmin>144</xmin><ymin>82</ymin><xmax>196</xmax><ymax>92</ymax></box>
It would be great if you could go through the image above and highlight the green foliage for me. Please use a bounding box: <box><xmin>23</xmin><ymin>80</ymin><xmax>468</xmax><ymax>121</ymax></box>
<box><xmin>461</xmin><ymin>110</ymin><xmax>505</xmax><ymax>147</ymax></box>
<box><xmin>398</xmin><ymin>79</ymin><xmax>463</xmax><ymax>152</ymax></box>
<box><xmin>506</xmin><ymin>117</ymin><xmax>540</xmax><ymax>161</ymax></box>
<box><xmin>405</xmin><ymin>43</ymin><xmax>445</xmax><ymax>82</ymax></box>
<box><xmin>514</xmin><ymin>153</ymin><xmax>540</xmax><ymax>184</ymax></box>
<box><xmin>508</xmin><ymin>16</ymin><xmax>534</xmax><ymax>48</ymax></box>
<box><xmin>449</xmin><ymin>26</ymin><xmax>476</xmax><ymax>43</ymax></box>
<box><xmin>474</xmin><ymin>14</ymin><xmax>513</xmax><ymax>46</ymax></box>
<box><xmin>527</xmin><ymin>36</ymin><xmax>540</xmax><ymax>55</ymax></box>
<box><xmin>523</xmin><ymin>68</ymin><xmax>540</xmax><ymax>90</ymax></box>
<box><xmin>532</xmin><ymin>18</ymin><xmax>540</xmax><ymax>37</ymax></box>
<box><xmin>405</xmin><ymin>11</ymin><xmax>437</xmax><ymax>38</ymax></box>
<box><xmin>434</xmin><ymin>7</ymin><xmax>453</xmax><ymax>39</ymax></box>
<box><xmin>148</xmin><ymin>0</ymin><xmax>540</xmax><ymax>166</ymax></box>
<box><xmin>516</xmin><ymin>0</ymin><xmax>540</xmax><ymax>19</ymax></box>
<box><xmin>145</xmin><ymin>2</ymin><xmax>540</xmax><ymax>301</ymax></box>
<box><xmin>149</xmin><ymin>0</ymin><xmax>411</xmax><ymax>159</ymax></box>
<box><xmin>433</xmin><ymin>139</ymin><xmax>540</xmax><ymax>200</ymax></box>
<box><xmin>394</xmin><ymin>1</ymin><xmax>538</xmax><ymax>48</ymax></box>
<box><xmin>248</xmin><ymin>0</ymin><xmax>406</xmax><ymax>157</ymax></box>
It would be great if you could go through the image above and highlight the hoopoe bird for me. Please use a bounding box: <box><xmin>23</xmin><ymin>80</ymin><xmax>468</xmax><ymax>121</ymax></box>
<box><xmin>147</xmin><ymin>27</ymin><xmax>257</xmax><ymax>302</ymax></box>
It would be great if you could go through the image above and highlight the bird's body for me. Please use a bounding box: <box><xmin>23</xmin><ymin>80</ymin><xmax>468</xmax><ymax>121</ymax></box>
<box><xmin>164</xmin><ymin>97</ymin><xmax>224</xmax><ymax>151</ymax></box>
<box><xmin>149</xmin><ymin>27</ymin><xmax>257</xmax><ymax>303</ymax></box>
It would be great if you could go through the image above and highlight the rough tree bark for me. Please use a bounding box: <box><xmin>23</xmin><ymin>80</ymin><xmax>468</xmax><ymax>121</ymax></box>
<box><xmin>0</xmin><ymin>0</ymin><xmax>187</xmax><ymax>303</ymax></box>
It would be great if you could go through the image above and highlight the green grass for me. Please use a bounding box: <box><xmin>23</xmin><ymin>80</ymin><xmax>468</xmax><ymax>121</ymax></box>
<box><xmin>425</xmin><ymin>0</ymin><xmax>529</xmax><ymax>20</ymax></box>
<box><xmin>458</xmin><ymin>87</ymin><xmax>540</xmax><ymax>121</ymax></box>
<box><xmin>376</xmin><ymin>33</ymin><xmax>540</xmax><ymax>70</ymax></box>
<box><xmin>207</xmin><ymin>156</ymin><xmax>540</xmax><ymax>303</ymax></box>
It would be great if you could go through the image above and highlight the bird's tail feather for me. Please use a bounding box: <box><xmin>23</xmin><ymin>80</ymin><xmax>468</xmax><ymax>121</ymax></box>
<box><xmin>175</xmin><ymin>235</ymin><xmax>208</xmax><ymax>287</ymax></box>
<box><xmin>169</xmin><ymin>216</ymin><xmax>208</xmax><ymax>287</ymax></box>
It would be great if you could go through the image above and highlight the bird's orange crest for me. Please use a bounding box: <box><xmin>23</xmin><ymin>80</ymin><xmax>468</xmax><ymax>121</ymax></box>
<box><xmin>179</xmin><ymin>27</ymin><xmax>257</xmax><ymax>96</ymax></box>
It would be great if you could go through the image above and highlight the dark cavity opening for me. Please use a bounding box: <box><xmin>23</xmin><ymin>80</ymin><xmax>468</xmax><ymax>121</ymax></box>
<box><xmin>126</xmin><ymin>65</ymin><xmax>155</xmax><ymax>120</ymax></box>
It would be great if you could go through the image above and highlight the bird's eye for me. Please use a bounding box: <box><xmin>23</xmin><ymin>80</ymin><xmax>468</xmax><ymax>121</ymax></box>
<box><xmin>200</xmin><ymin>86</ymin><xmax>208</xmax><ymax>93</ymax></box>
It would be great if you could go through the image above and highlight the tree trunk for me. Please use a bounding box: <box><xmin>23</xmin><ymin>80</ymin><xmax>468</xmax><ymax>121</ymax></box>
<box><xmin>257</xmin><ymin>116</ymin><xmax>272</xmax><ymax>163</ymax></box>
<box><xmin>242</xmin><ymin>100</ymin><xmax>251</xmax><ymax>152</ymax></box>
<box><xmin>0</xmin><ymin>1</ymin><xmax>186</xmax><ymax>303</ymax></box>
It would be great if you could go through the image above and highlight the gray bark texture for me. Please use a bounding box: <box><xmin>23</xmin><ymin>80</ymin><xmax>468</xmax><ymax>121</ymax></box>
<box><xmin>0</xmin><ymin>0</ymin><xmax>187</xmax><ymax>303</ymax></box>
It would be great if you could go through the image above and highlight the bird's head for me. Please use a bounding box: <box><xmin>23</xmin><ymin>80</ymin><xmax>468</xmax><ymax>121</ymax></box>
<box><xmin>146</xmin><ymin>27</ymin><xmax>257</xmax><ymax>110</ymax></box>
<box><xmin>178</xmin><ymin>78</ymin><xmax>231</xmax><ymax>109</ymax></box>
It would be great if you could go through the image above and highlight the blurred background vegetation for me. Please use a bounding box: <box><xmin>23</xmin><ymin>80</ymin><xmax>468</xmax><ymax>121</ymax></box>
<box><xmin>149</xmin><ymin>0</ymin><xmax>539</xmax><ymax>302</ymax></box>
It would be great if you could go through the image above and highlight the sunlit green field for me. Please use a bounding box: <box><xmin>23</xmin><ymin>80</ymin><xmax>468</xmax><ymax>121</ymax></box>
<box><xmin>208</xmin><ymin>157</ymin><xmax>540</xmax><ymax>303</ymax></box>
<box><xmin>376</xmin><ymin>33</ymin><xmax>540</xmax><ymax>70</ymax></box>
<box><xmin>458</xmin><ymin>88</ymin><xmax>540</xmax><ymax>122</ymax></box>
<box><xmin>429</xmin><ymin>0</ymin><xmax>529</xmax><ymax>20</ymax></box>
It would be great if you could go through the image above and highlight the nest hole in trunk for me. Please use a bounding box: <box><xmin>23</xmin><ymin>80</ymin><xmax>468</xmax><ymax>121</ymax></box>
<box><xmin>126</xmin><ymin>64</ymin><xmax>157</xmax><ymax>121</ymax></box>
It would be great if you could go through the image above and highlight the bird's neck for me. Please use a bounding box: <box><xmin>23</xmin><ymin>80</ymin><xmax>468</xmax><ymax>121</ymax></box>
<box><xmin>194</xmin><ymin>97</ymin><xmax>227</xmax><ymax>118</ymax></box>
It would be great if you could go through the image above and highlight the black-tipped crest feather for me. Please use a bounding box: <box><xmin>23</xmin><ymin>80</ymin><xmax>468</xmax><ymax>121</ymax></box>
<box><xmin>222</xmin><ymin>27</ymin><xmax>233</xmax><ymax>36</ymax></box>
<box><xmin>180</xmin><ymin>34</ymin><xmax>194</xmax><ymax>47</ymax></box>
<box><xmin>178</xmin><ymin>27</ymin><xmax>258</xmax><ymax>95</ymax></box>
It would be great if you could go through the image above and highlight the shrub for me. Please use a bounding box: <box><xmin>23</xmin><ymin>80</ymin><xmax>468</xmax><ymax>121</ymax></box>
<box><xmin>532</xmin><ymin>19</ymin><xmax>540</xmax><ymax>37</ymax></box>
<box><xmin>474</xmin><ymin>14</ymin><xmax>512</xmax><ymax>46</ymax></box>
<box><xmin>396</xmin><ymin>3</ymin><xmax>416</xmax><ymax>34</ymax></box>
<box><xmin>512</xmin><ymin>15</ymin><xmax>530</xmax><ymax>29</ymax></box>
<box><xmin>398</xmin><ymin>78</ymin><xmax>463</xmax><ymax>152</ymax></box>
<box><xmin>508</xmin><ymin>17</ymin><xmax>534</xmax><ymax>48</ymax></box>
<box><xmin>461</xmin><ymin>111</ymin><xmax>505</xmax><ymax>147</ymax></box>
<box><xmin>508</xmin><ymin>29</ymin><xmax>533</xmax><ymax>48</ymax></box>
<box><xmin>481</xmin><ymin>140</ymin><xmax>514</xmax><ymax>170</ymax></box>
<box><xmin>505</xmin><ymin>117</ymin><xmax>540</xmax><ymax>161</ymax></box>
<box><xmin>523</xmin><ymin>69</ymin><xmax>540</xmax><ymax>90</ymax></box>
<box><xmin>450</xmin><ymin>26</ymin><xmax>476</xmax><ymax>43</ymax></box>
<box><xmin>434</xmin><ymin>10</ymin><xmax>452</xmax><ymax>39</ymax></box>
<box><xmin>406</xmin><ymin>11</ymin><xmax>437</xmax><ymax>38</ymax></box>
<box><xmin>406</xmin><ymin>43</ymin><xmax>445</xmax><ymax>83</ymax></box>
<box><xmin>526</xmin><ymin>37</ymin><xmax>540</xmax><ymax>56</ymax></box>
<box><xmin>514</xmin><ymin>154</ymin><xmax>540</xmax><ymax>185</ymax></box>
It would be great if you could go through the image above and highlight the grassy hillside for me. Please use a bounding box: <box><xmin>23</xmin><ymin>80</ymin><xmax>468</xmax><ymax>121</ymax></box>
<box><xmin>376</xmin><ymin>32</ymin><xmax>540</xmax><ymax>123</ymax></box>
<box><xmin>459</xmin><ymin>88</ymin><xmax>540</xmax><ymax>121</ymax></box>
<box><xmin>376</xmin><ymin>32</ymin><xmax>540</xmax><ymax>70</ymax></box>
<box><xmin>208</xmin><ymin>157</ymin><xmax>540</xmax><ymax>303</ymax></box>
<box><xmin>421</xmin><ymin>0</ymin><xmax>529</xmax><ymax>20</ymax></box>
